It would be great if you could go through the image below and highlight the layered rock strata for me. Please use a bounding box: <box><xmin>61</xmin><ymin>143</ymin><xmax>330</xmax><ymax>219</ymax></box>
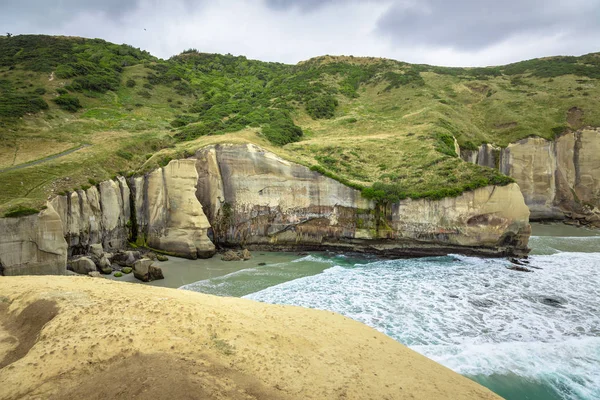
<box><xmin>195</xmin><ymin>144</ymin><xmax>531</xmax><ymax>257</ymax></box>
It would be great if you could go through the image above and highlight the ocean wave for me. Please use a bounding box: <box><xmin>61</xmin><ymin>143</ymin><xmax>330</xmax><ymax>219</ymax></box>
<box><xmin>247</xmin><ymin>251</ymin><xmax>600</xmax><ymax>398</ymax></box>
<box><xmin>412</xmin><ymin>338</ymin><xmax>600</xmax><ymax>400</ymax></box>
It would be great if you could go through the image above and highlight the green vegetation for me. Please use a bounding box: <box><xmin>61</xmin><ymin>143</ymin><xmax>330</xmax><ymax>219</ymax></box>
<box><xmin>53</xmin><ymin>93</ymin><xmax>82</xmax><ymax>112</ymax></box>
<box><xmin>1</xmin><ymin>34</ymin><xmax>599</xmax><ymax>213</ymax></box>
<box><xmin>4</xmin><ymin>205</ymin><xmax>40</xmax><ymax>218</ymax></box>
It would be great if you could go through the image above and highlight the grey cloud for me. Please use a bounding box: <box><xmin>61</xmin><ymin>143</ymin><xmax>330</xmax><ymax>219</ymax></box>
<box><xmin>265</xmin><ymin>0</ymin><xmax>336</xmax><ymax>10</ymax></box>
<box><xmin>376</xmin><ymin>0</ymin><xmax>600</xmax><ymax>51</ymax></box>
<box><xmin>0</xmin><ymin>0</ymin><xmax>140</xmax><ymax>30</ymax></box>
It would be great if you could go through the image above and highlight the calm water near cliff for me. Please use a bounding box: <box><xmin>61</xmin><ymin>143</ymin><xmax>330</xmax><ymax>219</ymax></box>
<box><xmin>158</xmin><ymin>223</ymin><xmax>600</xmax><ymax>400</ymax></box>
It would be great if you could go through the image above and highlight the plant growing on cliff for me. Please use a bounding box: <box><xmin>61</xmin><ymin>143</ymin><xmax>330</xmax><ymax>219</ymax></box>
<box><xmin>4</xmin><ymin>205</ymin><xmax>40</xmax><ymax>218</ymax></box>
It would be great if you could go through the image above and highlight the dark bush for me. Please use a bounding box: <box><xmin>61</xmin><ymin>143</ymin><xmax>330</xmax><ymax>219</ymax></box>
<box><xmin>53</xmin><ymin>93</ymin><xmax>82</xmax><ymax>112</ymax></box>
<box><xmin>306</xmin><ymin>95</ymin><xmax>338</xmax><ymax>119</ymax></box>
<box><xmin>116</xmin><ymin>149</ymin><xmax>133</xmax><ymax>160</ymax></box>
<box><xmin>261</xmin><ymin>118</ymin><xmax>303</xmax><ymax>146</ymax></box>
<box><xmin>126</xmin><ymin>78</ymin><xmax>136</xmax><ymax>88</ymax></box>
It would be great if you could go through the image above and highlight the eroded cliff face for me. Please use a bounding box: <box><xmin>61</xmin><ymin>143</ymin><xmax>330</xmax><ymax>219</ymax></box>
<box><xmin>133</xmin><ymin>160</ymin><xmax>215</xmax><ymax>259</ymax></box>
<box><xmin>0</xmin><ymin>160</ymin><xmax>215</xmax><ymax>275</ymax></box>
<box><xmin>461</xmin><ymin>128</ymin><xmax>600</xmax><ymax>225</ymax></box>
<box><xmin>0</xmin><ymin>204</ymin><xmax>67</xmax><ymax>275</ymax></box>
<box><xmin>0</xmin><ymin>145</ymin><xmax>531</xmax><ymax>275</ymax></box>
<box><xmin>194</xmin><ymin>144</ymin><xmax>530</xmax><ymax>257</ymax></box>
<box><xmin>50</xmin><ymin>177</ymin><xmax>131</xmax><ymax>254</ymax></box>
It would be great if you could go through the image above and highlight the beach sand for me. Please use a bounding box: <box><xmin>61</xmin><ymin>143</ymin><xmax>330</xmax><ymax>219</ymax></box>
<box><xmin>0</xmin><ymin>276</ymin><xmax>500</xmax><ymax>400</ymax></box>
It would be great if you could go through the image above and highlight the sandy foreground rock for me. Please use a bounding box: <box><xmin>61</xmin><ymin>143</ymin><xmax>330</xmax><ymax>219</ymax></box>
<box><xmin>0</xmin><ymin>277</ymin><xmax>500</xmax><ymax>400</ymax></box>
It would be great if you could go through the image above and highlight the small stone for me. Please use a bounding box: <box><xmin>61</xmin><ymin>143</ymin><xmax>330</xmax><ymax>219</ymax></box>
<box><xmin>507</xmin><ymin>265</ymin><xmax>533</xmax><ymax>272</ymax></box>
<box><xmin>100</xmin><ymin>267</ymin><xmax>113</xmax><ymax>275</ymax></box>
<box><xmin>121</xmin><ymin>267</ymin><xmax>133</xmax><ymax>274</ymax></box>
<box><xmin>114</xmin><ymin>272</ymin><xmax>123</xmax><ymax>278</ymax></box>
<box><xmin>149</xmin><ymin>265</ymin><xmax>164</xmax><ymax>281</ymax></box>
<box><xmin>68</xmin><ymin>257</ymin><xmax>96</xmax><ymax>275</ymax></box>
<box><xmin>156</xmin><ymin>254</ymin><xmax>169</xmax><ymax>262</ymax></box>
<box><xmin>112</xmin><ymin>251</ymin><xmax>141</xmax><ymax>267</ymax></box>
<box><xmin>88</xmin><ymin>271</ymin><xmax>101</xmax><ymax>278</ymax></box>
<box><xmin>133</xmin><ymin>258</ymin><xmax>154</xmax><ymax>282</ymax></box>
<box><xmin>89</xmin><ymin>244</ymin><xmax>104</xmax><ymax>258</ymax></box>
<box><xmin>257</xmin><ymin>262</ymin><xmax>266</xmax><ymax>266</ymax></box>
<box><xmin>221</xmin><ymin>250</ymin><xmax>241</xmax><ymax>261</ymax></box>
<box><xmin>241</xmin><ymin>249</ymin><xmax>252</xmax><ymax>260</ymax></box>
<box><xmin>146</xmin><ymin>252</ymin><xmax>157</xmax><ymax>261</ymax></box>
<box><xmin>96</xmin><ymin>254</ymin><xmax>111</xmax><ymax>269</ymax></box>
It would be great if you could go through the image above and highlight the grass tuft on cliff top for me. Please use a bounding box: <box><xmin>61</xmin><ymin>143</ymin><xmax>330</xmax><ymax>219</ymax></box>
<box><xmin>1</xmin><ymin>34</ymin><xmax>599</xmax><ymax>213</ymax></box>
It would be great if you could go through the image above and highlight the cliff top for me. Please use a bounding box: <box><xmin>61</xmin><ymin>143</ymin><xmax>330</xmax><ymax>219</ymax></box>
<box><xmin>1</xmin><ymin>34</ymin><xmax>599</xmax><ymax>214</ymax></box>
<box><xmin>0</xmin><ymin>276</ymin><xmax>501</xmax><ymax>399</ymax></box>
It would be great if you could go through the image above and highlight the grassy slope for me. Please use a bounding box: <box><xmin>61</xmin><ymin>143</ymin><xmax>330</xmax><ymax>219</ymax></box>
<box><xmin>1</xmin><ymin>35</ymin><xmax>599</xmax><ymax>215</ymax></box>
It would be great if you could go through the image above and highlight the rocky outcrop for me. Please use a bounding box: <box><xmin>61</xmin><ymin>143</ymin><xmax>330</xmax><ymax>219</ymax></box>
<box><xmin>50</xmin><ymin>159</ymin><xmax>215</xmax><ymax>260</ymax></box>
<box><xmin>1</xmin><ymin>160</ymin><xmax>215</xmax><ymax>275</ymax></box>
<box><xmin>460</xmin><ymin>143</ymin><xmax>500</xmax><ymax>169</ymax></box>
<box><xmin>133</xmin><ymin>159</ymin><xmax>215</xmax><ymax>259</ymax></box>
<box><xmin>0</xmin><ymin>204</ymin><xmax>67</xmax><ymax>275</ymax></box>
<box><xmin>50</xmin><ymin>177</ymin><xmax>131</xmax><ymax>254</ymax></box>
<box><xmin>194</xmin><ymin>144</ymin><xmax>530</xmax><ymax>257</ymax></box>
<box><xmin>0</xmin><ymin>144</ymin><xmax>530</xmax><ymax>276</ymax></box>
<box><xmin>461</xmin><ymin>128</ymin><xmax>600</xmax><ymax>225</ymax></box>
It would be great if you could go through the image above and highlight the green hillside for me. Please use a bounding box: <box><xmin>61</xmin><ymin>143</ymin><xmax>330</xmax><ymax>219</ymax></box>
<box><xmin>1</xmin><ymin>34</ymin><xmax>599</xmax><ymax>215</ymax></box>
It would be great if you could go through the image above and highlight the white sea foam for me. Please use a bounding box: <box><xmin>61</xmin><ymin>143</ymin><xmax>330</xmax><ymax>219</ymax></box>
<box><xmin>246</xmin><ymin>251</ymin><xmax>600</xmax><ymax>399</ymax></box>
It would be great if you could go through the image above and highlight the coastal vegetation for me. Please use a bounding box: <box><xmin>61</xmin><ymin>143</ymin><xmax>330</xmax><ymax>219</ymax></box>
<box><xmin>1</xmin><ymin>34</ymin><xmax>599</xmax><ymax>214</ymax></box>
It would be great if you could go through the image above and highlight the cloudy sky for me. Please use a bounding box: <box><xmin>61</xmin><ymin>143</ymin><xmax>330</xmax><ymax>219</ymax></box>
<box><xmin>2</xmin><ymin>0</ymin><xmax>599</xmax><ymax>66</ymax></box>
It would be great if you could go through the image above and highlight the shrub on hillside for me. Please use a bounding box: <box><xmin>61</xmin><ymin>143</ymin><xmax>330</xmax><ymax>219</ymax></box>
<box><xmin>0</xmin><ymin>93</ymin><xmax>48</xmax><ymax>117</ymax></box>
<box><xmin>261</xmin><ymin>118</ymin><xmax>303</xmax><ymax>146</ymax></box>
<box><xmin>306</xmin><ymin>95</ymin><xmax>338</xmax><ymax>119</ymax></box>
<box><xmin>53</xmin><ymin>93</ymin><xmax>82</xmax><ymax>112</ymax></box>
<box><xmin>126</xmin><ymin>78</ymin><xmax>136</xmax><ymax>88</ymax></box>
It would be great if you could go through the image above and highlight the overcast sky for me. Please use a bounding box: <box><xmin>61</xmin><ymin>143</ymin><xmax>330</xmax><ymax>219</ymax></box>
<box><xmin>1</xmin><ymin>0</ymin><xmax>599</xmax><ymax>66</ymax></box>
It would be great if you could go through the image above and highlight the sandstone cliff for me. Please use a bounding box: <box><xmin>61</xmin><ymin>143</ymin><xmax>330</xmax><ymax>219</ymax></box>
<box><xmin>461</xmin><ymin>128</ymin><xmax>600</xmax><ymax>225</ymax></box>
<box><xmin>0</xmin><ymin>160</ymin><xmax>215</xmax><ymax>275</ymax></box>
<box><xmin>0</xmin><ymin>145</ymin><xmax>531</xmax><ymax>275</ymax></box>
<box><xmin>0</xmin><ymin>204</ymin><xmax>67</xmax><ymax>275</ymax></box>
<box><xmin>195</xmin><ymin>144</ymin><xmax>530</xmax><ymax>257</ymax></box>
<box><xmin>133</xmin><ymin>159</ymin><xmax>215</xmax><ymax>259</ymax></box>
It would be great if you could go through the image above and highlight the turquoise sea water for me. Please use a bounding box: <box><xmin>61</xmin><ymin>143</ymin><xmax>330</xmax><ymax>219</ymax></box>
<box><xmin>177</xmin><ymin>224</ymin><xmax>600</xmax><ymax>400</ymax></box>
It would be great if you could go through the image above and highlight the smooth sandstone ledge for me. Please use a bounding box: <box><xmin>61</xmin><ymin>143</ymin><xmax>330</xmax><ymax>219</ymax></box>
<box><xmin>0</xmin><ymin>276</ymin><xmax>500</xmax><ymax>400</ymax></box>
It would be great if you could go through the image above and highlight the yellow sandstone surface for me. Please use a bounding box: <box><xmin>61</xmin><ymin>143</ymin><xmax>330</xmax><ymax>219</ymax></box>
<box><xmin>0</xmin><ymin>276</ymin><xmax>500</xmax><ymax>400</ymax></box>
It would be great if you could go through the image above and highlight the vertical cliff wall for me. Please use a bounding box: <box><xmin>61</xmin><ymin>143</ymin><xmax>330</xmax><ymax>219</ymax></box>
<box><xmin>461</xmin><ymin>128</ymin><xmax>600</xmax><ymax>225</ymax></box>
<box><xmin>0</xmin><ymin>159</ymin><xmax>215</xmax><ymax>274</ymax></box>
<box><xmin>50</xmin><ymin>177</ymin><xmax>131</xmax><ymax>254</ymax></box>
<box><xmin>0</xmin><ymin>145</ymin><xmax>531</xmax><ymax>275</ymax></box>
<box><xmin>194</xmin><ymin>144</ymin><xmax>530</xmax><ymax>257</ymax></box>
<box><xmin>133</xmin><ymin>160</ymin><xmax>215</xmax><ymax>259</ymax></box>
<box><xmin>0</xmin><ymin>204</ymin><xmax>67</xmax><ymax>275</ymax></box>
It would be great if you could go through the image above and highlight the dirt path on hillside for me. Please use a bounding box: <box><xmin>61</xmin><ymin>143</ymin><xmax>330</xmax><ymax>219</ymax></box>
<box><xmin>0</xmin><ymin>144</ymin><xmax>89</xmax><ymax>173</ymax></box>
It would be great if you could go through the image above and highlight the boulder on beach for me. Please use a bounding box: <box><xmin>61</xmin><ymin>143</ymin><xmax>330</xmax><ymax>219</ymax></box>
<box><xmin>67</xmin><ymin>257</ymin><xmax>96</xmax><ymax>275</ymax></box>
